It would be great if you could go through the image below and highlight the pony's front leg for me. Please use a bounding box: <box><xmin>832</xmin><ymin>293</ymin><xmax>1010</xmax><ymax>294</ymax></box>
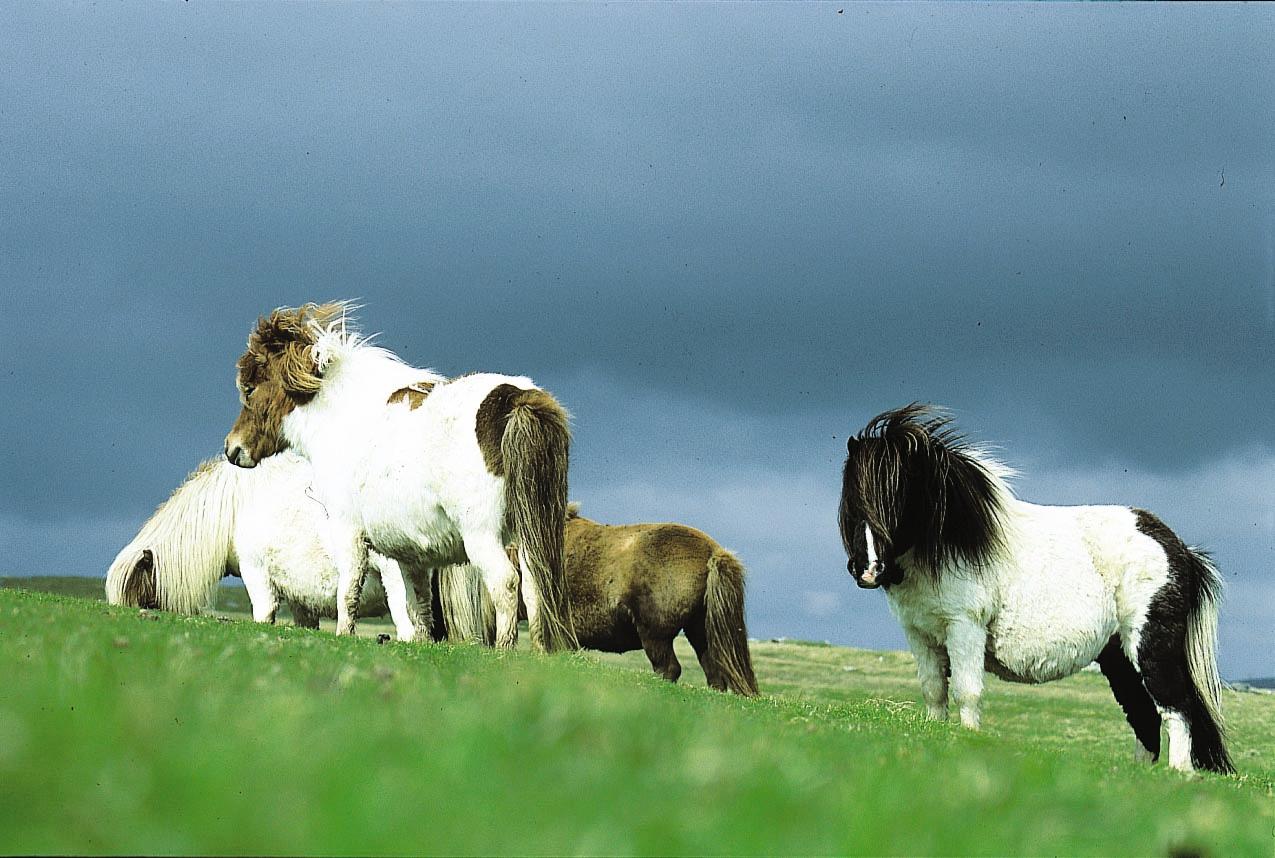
<box><xmin>239</xmin><ymin>560</ymin><xmax>278</xmax><ymax>624</ymax></box>
<box><xmin>904</xmin><ymin>627</ymin><xmax>949</xmax><ymax>721</ymax></box>
<box><xmin>380</xmin><ymin>557</ymin><xmax>431</xmax><ymax>643</ymax></box>
<box><xmin>945</xmin><ymin>619</ymin><xmax>988</xmax><ymax>730</ymax></box>
<box><xmin>331</xmin><ymin>531</ymin><xmax>370</xmax><ymax>637</ymax></box>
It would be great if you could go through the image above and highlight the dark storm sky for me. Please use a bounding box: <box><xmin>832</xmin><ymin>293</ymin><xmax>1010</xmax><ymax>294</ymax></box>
<box><xmin>2</xmin><ymin>4</ymin><xmax>1271</xmax><ymax>676</ymax></box>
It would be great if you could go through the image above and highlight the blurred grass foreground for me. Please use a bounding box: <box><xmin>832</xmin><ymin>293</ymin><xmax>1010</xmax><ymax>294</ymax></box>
<box><xmin>1</xmin><ymin>580</ymin><xmax>1272</xmax><ymax>856</ymax></box>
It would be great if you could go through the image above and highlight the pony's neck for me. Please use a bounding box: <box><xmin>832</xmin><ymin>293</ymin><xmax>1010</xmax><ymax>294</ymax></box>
<box><xmin>903</xmin><ymin>448</ymin><xmax>1016</xmax><ymax>575</ymax></box>
<box><xmin>282</xmin><ymin>344</ymin><xmax>439</xmax><ymax>461</ymax></box>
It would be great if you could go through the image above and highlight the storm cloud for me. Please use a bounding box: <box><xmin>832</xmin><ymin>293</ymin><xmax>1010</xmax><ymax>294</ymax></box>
<box><xmin>2</xmin><ymin>4</ymin><xmax>1271</xmax><ymax>675</ymax></box>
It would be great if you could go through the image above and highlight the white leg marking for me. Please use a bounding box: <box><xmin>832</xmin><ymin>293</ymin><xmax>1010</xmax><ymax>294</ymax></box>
<box><xmin>1163</xmin><ymin>710</ymin><xmax>1194</xmax><ymax>772</ymax></box>
<box><xmin>946</xmin><ymin>619</ymin><xmax>988</xmax><ymax>731</ymax></box>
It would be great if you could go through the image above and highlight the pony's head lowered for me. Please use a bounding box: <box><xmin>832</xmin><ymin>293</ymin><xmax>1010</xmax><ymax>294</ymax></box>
<box><xmin>224</xmin><ymin>302</ymin><xmax>349</xmax><ymax>468</ymax></box>
<box><xmin>838</xmin><ymin>403</ymin><xmax>1009</xmax><ymax>589</ymax></box>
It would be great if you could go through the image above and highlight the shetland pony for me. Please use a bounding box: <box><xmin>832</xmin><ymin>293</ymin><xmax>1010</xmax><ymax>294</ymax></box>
<box><xmin>222</xmin><ymin>302</ymin><xmax>577</xmax><ymax>651</ymax></box>
<box><xmin>436</xmin><ymin>504</ymin><xmax>759</xmax><ymax>695</ymax></box>
<box><xmin>105</xmin><ymin>452</ymin><xmax>432</xmax><ymax>639</ymax></box>
<box><xmin>838</xmin><ymin>404</ymin><xmax>1233</xmax><ymax>774</ymax></box>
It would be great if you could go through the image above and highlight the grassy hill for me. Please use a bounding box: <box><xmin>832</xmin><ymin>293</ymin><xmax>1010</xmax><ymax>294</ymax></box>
<box><xmin>1</xmin><ymin>585</ymin><xmax>1272</xmax><ymax>855</ymax></box>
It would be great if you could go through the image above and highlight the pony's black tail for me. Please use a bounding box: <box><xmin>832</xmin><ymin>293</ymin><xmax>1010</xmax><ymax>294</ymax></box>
<box><xmin>1182</xmin><ymin>548</ymin><xmax>1234</xmax><ymax>774</ymax></box>
<box><xmin>501</xmin><ymin>389</ymin><xmax>578</xmax><ymax>652</ymax></box>
<box><xmin>704</xmin><ymin>549</ymin><xmax>759</xmax><ymax>696</ymax></box>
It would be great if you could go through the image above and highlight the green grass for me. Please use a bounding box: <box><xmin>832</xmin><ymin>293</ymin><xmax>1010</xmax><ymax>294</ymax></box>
<box><xmin>1</xmin><ymin>587</ymin><xmax>1272</xmax><ymax>856</ymax></box>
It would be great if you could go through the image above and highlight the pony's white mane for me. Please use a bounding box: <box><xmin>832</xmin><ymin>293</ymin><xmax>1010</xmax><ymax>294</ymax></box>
<box><xmin>305</xmin><ymin>303</ymin><xmax>426</xmax><ymax>381</ymax></box>
<box><xmin>966</xmin><ymin>447</ymin><xmax>1018</xmax><ymax>496</ymax></box>
<box><xmin>105</xmin><ymin>458</ymin><xmax>243</xmax><ymax>612</ymax></box>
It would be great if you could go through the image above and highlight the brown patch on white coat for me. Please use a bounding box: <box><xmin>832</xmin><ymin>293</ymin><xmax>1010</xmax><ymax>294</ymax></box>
<box><xmin>386</xmin><ymin>381</ymin><xmax>436</xmax><ymax>410</ymax></box>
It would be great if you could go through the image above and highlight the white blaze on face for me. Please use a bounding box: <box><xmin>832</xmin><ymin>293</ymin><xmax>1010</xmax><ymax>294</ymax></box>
<box><xmin>864</xmin><ymin>523</ymin><xmax>878</xmax><ymax>567</ymax></box>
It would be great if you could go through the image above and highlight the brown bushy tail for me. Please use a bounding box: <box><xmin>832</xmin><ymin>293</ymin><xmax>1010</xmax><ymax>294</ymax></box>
<box><xmin>502</xmin><ymin>389</ymin><xmax>578</xmax><ymax>651</ymax></box>
<box><xmin>704</xmin><ymin>549</ymin><xmax>758</xmax><ymax>696</ymax></box>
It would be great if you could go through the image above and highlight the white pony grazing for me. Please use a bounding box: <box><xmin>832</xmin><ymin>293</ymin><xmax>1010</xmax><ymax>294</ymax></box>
<box><xmin>105</xmin><ymin>452</ymin><xmax>432</xmax><ymax>639</ymax></box>
<box><xmin>221</xmin><ymin>302</ymin><xmax>577</xmax><ymax>651</ymax></box>
<box><xmin>838</xmin><ymin>404</ymin><xmax>1233</xmax><ymax>774</ymax></box>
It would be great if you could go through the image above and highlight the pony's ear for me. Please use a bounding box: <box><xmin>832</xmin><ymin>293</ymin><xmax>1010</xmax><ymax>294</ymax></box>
<box><xmin>277</xmin><ymin>341</ymin><xmax>322</xmax><ymax>395</ymax></box>
<box><xmin>846</xmin><ymin>435</ymin><xmax>860</xmax><ymax>452</ymax></box>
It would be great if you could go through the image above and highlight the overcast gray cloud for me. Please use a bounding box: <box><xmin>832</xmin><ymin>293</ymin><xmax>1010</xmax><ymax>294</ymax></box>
<box><xmin>2</xmin><ymin>4</ymin><xmax>1271</xmax><ymax>676</ymax></box>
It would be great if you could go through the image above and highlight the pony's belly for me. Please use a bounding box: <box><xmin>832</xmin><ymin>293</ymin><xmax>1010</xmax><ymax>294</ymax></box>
<box><xmin>268</xmin><ymin>564</ymin><xmax>389</xmax><ymax>618</ymax></box>
<box><xmin>986</xmin><ymin>548</ymin><xmax>1117</xmax><ymax>683</ymax></box>
<box><xmin>985</xmin><ymin>614</ymin><xmax>1112</xmax><ymax>684</ymax></box>
<box><xmin>366</xmin><ymin>507</ymin><xmax>467</xmax><ymax>568</ymax></box>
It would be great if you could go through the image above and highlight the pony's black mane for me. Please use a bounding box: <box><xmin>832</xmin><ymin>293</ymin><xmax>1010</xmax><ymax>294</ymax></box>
<box><xmin>840</xmin><ymin>403</ymin><xmax>1008</xmax><ymax>579</ymax></box>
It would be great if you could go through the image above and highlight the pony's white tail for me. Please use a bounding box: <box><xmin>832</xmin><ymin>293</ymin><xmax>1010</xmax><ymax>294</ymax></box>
<box><xmin>435</xmin><ymin>564</ymin><xmax>496</xmax><ymax>645</ymax></box>
<box><xmin>1184</xmin><ymin>549</ymin><xmax>1232</xmax><ymax>772</ymax></box>
<box><xmin>105</xmin><ymin>458</ymin><xmax>241</xmax><ymax>614</ymax></box>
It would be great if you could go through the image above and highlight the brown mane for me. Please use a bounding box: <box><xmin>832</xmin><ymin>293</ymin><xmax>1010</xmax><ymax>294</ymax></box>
<box><xmin>236</xmin><ymin>302</ymin><xmax>348</xmax><ymax>396</ymax></box>
<box><xmin>226</xmin><ymin>302</ymin><xmax>351</xmax><ymax>466</ymax></box>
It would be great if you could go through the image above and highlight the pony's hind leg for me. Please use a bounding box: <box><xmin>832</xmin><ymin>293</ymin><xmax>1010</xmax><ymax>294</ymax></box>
<box><xmin>638</xmin><ymin>627</ymin><xmax>682</xmax><ymax>683</ymax></box>
<box><xmin>684</xmin><ymin>617</ymin><xmax>723</xmax><ymax>691</ymax></box>
<box><xmin>1131</xmin><ymin>510</ymin><xmax>1234</xmax><ymax>774</ymax></box>
<box><xmin>1095</xmin><ymin>636</ymin><xmax>1161</xmax><ymax>763</ymax></box>
<box><xmin>1135</xmin><ymin>587</ymin><xmax>1233</xmax><ymax>773</ymax></box>
<box><xmin>467</xmin><ymin>538</ymin><xmax>521</xmax><ymax>649</ymax></box>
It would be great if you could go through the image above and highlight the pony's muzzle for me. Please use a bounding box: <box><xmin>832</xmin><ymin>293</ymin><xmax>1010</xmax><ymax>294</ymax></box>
<box><xmin>224</xmin><ymin>438</ymin><xmax>257</xmax><ymax>469</ymax></box>
<box><xmin>856</xmin><ymin>562</ymin><xmax>883</xmax><ymax>589</ymax></box>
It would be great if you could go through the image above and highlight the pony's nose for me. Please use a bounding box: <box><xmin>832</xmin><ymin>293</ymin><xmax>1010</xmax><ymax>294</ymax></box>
<box><xmin>224</xmin><ymin>442</ymin><xmax>241</xmax><ymax>464</ymax></box>
<box><xmin>858</xmin><ymin>562</ymin><xmax>882</xmax><ymax>588</ymax></box>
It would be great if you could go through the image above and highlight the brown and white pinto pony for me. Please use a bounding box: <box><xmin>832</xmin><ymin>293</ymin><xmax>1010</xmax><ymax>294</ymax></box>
<box><xmin>436</xmin><ymin>504</ymin><xmax>759</xmax><ymax>695</ymax></box>
<box><xmin>222</xmin><ymin>302</ymin><xmax>577</xmax><ymax>651</ymax></box>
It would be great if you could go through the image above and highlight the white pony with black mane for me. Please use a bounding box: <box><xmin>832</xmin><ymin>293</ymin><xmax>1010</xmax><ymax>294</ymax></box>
<box><xmin>838</xmin><ymin>404</ymin><xmax>1233</xmax><ymax>774</ymax></box>
<box><xmin>104</xmin><ymin>452</ymin><xmax>435</xmax><ymax>639</ymax></box>
<box><xmin>222</xmin><ymin>302</ymin><xmax>576</xmax><ymax>651</ymax></box>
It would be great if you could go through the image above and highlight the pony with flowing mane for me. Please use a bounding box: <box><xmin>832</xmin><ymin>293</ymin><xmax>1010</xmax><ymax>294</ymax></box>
<box><xmin>435</xmin><ymin>503</ymin><xmax>758</xmax><ymax>695</ymax></box>
<box><xmin>105</xmin><ymin>452</ymin><xmax>431</xmax><ymax>638</ymax></box>
<box><xmin>838</xmin><ymin>404</ymin><xmax>1233</xmax><ymax>774</ymax></box>
<box><xmin>222</xmin><ymin>302</ymin><xmax>576</xmax><ymax>651</ymax></box>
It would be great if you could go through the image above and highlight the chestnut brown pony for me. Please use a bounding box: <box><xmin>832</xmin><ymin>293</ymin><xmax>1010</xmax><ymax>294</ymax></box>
<box><xmin>437</xmin><ymin>504</ymin><xmax>759</xmax><ymax>695</ymax></box>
